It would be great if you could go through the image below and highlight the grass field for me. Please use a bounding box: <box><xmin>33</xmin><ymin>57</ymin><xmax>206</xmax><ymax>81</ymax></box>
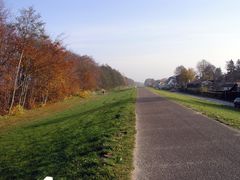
<box><xmin>0</xmin><ymin>88</ymin><xmax>136</xmax><ymax>179</ymax></box>
<box><xmin>150</xmin><ymin>88</ymin><xmax>240</xmax><ymax>129</ymax></box>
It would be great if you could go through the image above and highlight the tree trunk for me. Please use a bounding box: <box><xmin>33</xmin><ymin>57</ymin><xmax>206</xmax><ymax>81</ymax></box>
<box><xmin>19</xmin><ymin>79</ymin><xmax>25</xmax><ymax>106</ymax></box>
<box><xmin>44</xmin><ymin>90</ymin><xmax>49</xmax><ymax>105</ymax></box>
<box><xmin>9</xmin><ymin>50</ymin><xmax>24</xmax><ymax>113</ymax></box>
<box><xmin>22</xmin><ymin>81</ymin><xmax>29</xmax><ymax>108</ymax></box>
<box><xmin>19</xmin><ymin>75</ymin><xmax>28</xmax><ymax>106</ymax></box>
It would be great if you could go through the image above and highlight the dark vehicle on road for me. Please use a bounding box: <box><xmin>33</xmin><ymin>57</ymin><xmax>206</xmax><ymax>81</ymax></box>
<box><xmin>234</xmin><ymin>97</ymin><xmax>240</xmax><ymax>108</ymax></box>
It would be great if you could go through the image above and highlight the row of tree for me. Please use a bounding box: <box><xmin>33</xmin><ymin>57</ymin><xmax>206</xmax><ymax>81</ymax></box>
<box><xmin>175</xmin><ymin>59</ymin><xmax>240</xmax><ymax>88</ymax></box>
<box><xmin>174</xmin><ymin>66</ymin><xmax>195</xmax><ymax>87</ymax></box>
<box><xmin>0</xmin><ymin>2</ymin><xmax>133</xmax><ymax>115</ymax></box>
<box><xmin>225</xmin><ymin>59</ymin><xmax>240</xmax><ymax>82</ymax></box>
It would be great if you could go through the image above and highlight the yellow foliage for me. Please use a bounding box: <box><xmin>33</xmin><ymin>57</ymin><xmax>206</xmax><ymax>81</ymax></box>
<box><xmin>77</xmin><ymin>90</ymin><xmax>91</xmax><ymax>98</ymax></box>
<box><xmin>40</xmin><ymin>103</ymin><xmax>46</xmax><ymax>107</ymax></box>
<box><xmin>10</xmin><ymin>105</ymin><xmax>25</xmax><ymax>116</ymax></box>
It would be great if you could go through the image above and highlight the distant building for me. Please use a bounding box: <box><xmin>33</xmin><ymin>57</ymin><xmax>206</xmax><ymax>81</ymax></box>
<box><xmin>153</xmin><ymin>80</ymin><xmax>161</xmax><ymax>88</ymax></box>
<box><xmin>187</xmin><ymin>79</ymin><xmax>202</xmax><ymax>89</ymax></box>
<box><xmin>165</xmin><ymin>76</ymin><xmax>178</xmax><ymax>88</ymax></box>
<box><xmin>219</xmin><ymin>82</ymin><xmax>240</xmax><ymax>92</ymax></box>
<box><xmin>144</xmin><ymin>78</ymin><xmax>155</xmax><ymax>87</ymax></box>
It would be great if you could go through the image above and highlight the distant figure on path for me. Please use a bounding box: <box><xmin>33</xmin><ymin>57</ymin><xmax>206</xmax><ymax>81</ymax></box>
<box><xmin>101</xmin><ymin>89</ymin><xmax>106</xmax><ymax>95</ymax></box>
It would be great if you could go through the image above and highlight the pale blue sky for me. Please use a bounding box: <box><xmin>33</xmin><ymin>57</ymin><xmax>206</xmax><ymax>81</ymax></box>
<box><xmin>5</xmin><ymin>0</ymin><xmax>240</xmax><ymax>82</ymax></box>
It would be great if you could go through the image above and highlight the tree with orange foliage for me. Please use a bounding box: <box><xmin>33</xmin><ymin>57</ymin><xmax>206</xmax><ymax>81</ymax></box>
<box><xmin>0</xmin><ymin>4</ymin><xmax>133</xmax><ymax>115</ymax></box>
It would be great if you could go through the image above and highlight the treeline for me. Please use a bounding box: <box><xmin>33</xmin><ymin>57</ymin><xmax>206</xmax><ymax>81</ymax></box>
<box><xmin>146</xmin><ymin>59</ymin><xmax>240</xmax><ymax>92</ymax></box>
<box><xmin>175</xmin><ymin>59</ymin><xmax>240</xmax><ymax>86</ymax></box>
<box><xmin>0</xmin><ymin>2</ymin><xmax>134</xmax><ymax>115</ymax></box>
<box><xmin>169</xmin><ymin>59</ymin><xmax>240</xmax><ymax>101</ymax></box>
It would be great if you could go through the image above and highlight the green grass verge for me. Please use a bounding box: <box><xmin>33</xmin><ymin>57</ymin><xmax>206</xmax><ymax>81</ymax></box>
<box><xmin>149</xmin><ymin>88</ymin><xmax>240</xmax><ymax>129</ymax></box>
<box><xmin>0</xmin><ymin>88</ymin><xmax>136</xmax><ymax>179</ymax></box>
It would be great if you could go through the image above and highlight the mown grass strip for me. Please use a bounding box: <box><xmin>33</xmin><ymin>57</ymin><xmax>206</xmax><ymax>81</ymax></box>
<box><xmin>0</xmin><ymin>88</ymin><xmax>136</xmax><ymax>179</ymax></box>
<box><xmin>149</xmin><ymin>88</ymin><xmax>240</xmax><ymax>129</ymax></box>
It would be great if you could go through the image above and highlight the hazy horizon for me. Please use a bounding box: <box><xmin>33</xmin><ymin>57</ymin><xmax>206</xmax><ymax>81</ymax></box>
<box><xmin>6</xmin><ymin>0</ymin><xmax>240</xmax><ymax>82</ymax></box>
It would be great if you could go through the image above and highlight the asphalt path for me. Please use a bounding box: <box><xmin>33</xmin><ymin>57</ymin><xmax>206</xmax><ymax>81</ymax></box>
<box><xmin>133</xmin><ymin>88</ymin><xmax>240</xmax><ymax>180</ymax></box>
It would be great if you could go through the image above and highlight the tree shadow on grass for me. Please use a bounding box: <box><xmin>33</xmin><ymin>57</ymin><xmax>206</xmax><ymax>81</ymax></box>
<box><xmin>25</xmin><ymin>98</ymin><xmax>135</xmax><ymax>129</ymax></box>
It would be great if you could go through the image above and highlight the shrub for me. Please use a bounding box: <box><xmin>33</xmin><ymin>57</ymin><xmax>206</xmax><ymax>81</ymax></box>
<box><xmin>10</xmin><ymin>105</ymin><xmax>25</xmax><ymax>116</ymax></box>
<box><xmin>77</xmin><ymin>90</ymin><xmax>92</xmax><ymax>98</ymax></box>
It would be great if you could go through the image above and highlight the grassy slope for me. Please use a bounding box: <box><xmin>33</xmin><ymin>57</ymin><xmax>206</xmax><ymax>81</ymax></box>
<box><xmin>0</xmin><ymin>88</ymin><xmax>136</xmax><ymax>179</ymax></box>
<box><xmin>150</xmin><ymin>88</ymin><xmax>240</xmax><ymax>129</ymax></box>
<box><xmin>0</xmin><ymin>97</ymin><xmax>86</xmax><ymax>131</ymax></box>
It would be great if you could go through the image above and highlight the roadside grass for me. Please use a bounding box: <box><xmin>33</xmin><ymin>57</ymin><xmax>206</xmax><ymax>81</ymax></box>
<box><xmin>0</xmin><ymin>96</ymin><xmax>89</xmax><ymax>131</ymax></box>
<box><xmin>0</xmin><ymin>88</ymin><xmax>136</xmax><ymax>179</ymax></box>
<box><xmin>149</xmin><ymin>88</ymin><xmax>240</xmax><ymax>129</ymax></box>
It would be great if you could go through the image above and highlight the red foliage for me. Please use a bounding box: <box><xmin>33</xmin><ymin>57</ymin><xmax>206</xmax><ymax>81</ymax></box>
<box><xmin>0</xmin><ymin>5</ymin><xmax>132</xmax><ymax>115</ymax></box>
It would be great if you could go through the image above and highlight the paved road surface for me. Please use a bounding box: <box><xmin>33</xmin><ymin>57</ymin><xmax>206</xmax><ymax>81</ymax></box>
<box><xmin>133</xmin><ymin>88</ymin><xmax>240</xmax><ymax>180</ymax></box>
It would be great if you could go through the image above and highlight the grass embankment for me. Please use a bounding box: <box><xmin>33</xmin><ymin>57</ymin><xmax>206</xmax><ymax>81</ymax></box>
<box><xmin>149</xmin><ymin>88</ymin><xmax>240</xmax><ymax>129</ymax></box>
<box><xmin>0</xmin><ymin>88</ymin><xmax>136</xmax><ymax>179</ymax></box>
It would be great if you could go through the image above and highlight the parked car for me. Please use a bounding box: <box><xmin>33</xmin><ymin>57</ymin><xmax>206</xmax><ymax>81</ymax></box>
<box><xmin>234</xmin><ymin>97</ymin><xmax>240</xmax><ymax>108</ymax></box>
